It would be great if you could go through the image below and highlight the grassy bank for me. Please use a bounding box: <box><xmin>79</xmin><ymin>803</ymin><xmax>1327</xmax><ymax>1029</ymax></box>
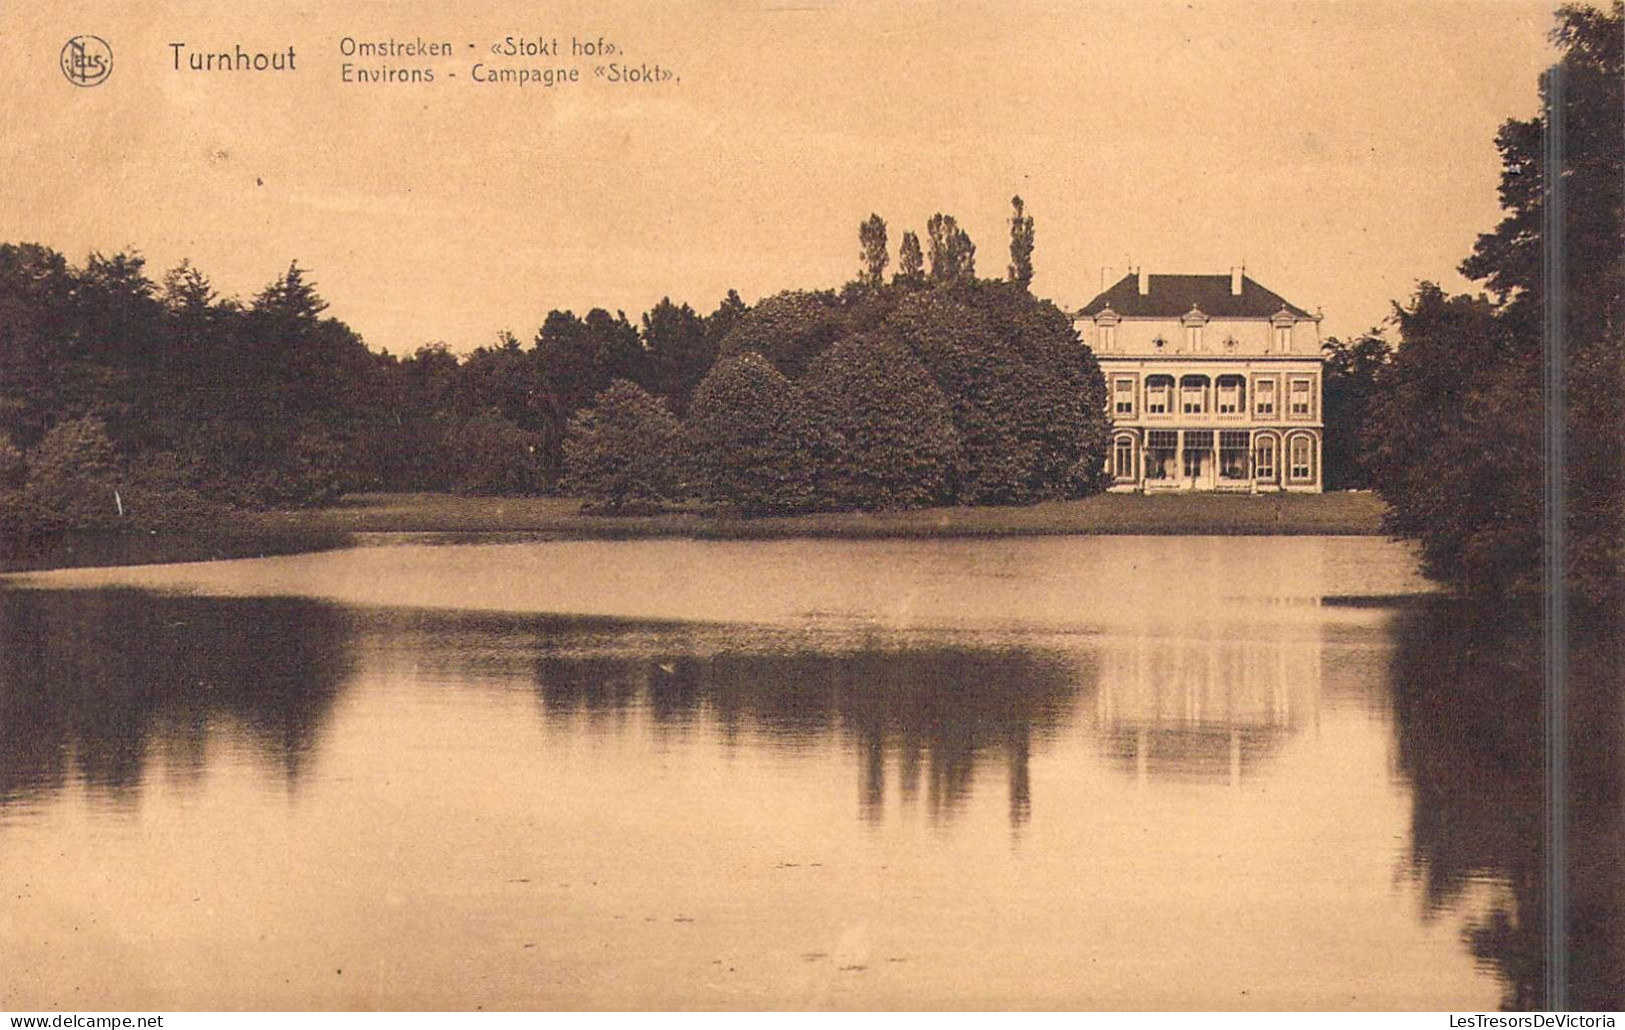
<box><xmin>3</xmin><ymin>491</ymin><xmax>1388</xmax><ymax>572</ymax></box>
<box><xmin>0</xmin><ymin>526</ymin><xmax>355</xmax><ymax>573</ymax></box>
<box><xmin>254</xmin><ymin>489</ymin><xmax>1389</xmax><ymax>540</ymax></box>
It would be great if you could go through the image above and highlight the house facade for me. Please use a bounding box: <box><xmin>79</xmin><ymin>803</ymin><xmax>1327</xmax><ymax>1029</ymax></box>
<box><xmin>1077</xmin><ymin>269</ymin><xmax>1324</xmax><ymax>493</ymax></box>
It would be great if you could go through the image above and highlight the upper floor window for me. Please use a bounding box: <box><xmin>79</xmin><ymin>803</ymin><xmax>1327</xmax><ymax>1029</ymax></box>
<box><xmin>1180</xmin><ymin>375</ymin><xmax>1209</xmax><ymax>415</ymax></box>
<box><xmin>1290</xmin><ymin>378</ymin><xmax>1313</xmax><ymax>418</ymax></box>
<box><xmin>1113</xmin><ymin>377</ymin><xmax>1136</xmax><ymax>417</ymax></box>
<box><xmin>1145</xmin><ymin>375</ymin><xmax>1173</xmax><ymax>415</ymax></box>
<box><xmin>1255</xmin><ymin>378</ymin><xmax>1277</xmax><ymax>417</ymax></box>
<box><xmin>1216</xmin><ymin>375</ymin><xmax>1245</xmax><ymax>415</ymax></box>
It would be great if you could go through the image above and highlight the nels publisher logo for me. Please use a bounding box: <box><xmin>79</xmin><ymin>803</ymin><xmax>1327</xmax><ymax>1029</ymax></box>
<box><xmin>60</xmin><ymin>35</ymin><xmax>113</xmax><ymax>87</ymax></box>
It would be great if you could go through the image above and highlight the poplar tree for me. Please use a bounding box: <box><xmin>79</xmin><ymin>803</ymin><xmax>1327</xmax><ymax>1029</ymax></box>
<box><xmin>896</xmin><ymin>232</ymin><xmax>925</xmax><ymax>284</ymax></box>
<box><xmin>1008</xmin><ymin>195</ymin><xmax>1035</xmax><ymax>288</ymax></box>
<box><xmin>858</xmin><ymin>214</ymin><xmax>889</xmax><ymax>288</ymax></box>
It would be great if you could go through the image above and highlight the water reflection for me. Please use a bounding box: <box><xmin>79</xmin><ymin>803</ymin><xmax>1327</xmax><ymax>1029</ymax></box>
<box><xmin>1092</xmin><ymin>621</ymin><xmax>1321</xmax><ymax>785</ymax></box>
<box><xmin>361</xmin><ymin>607</ymin><xmax>1094</xmax><ymax>827</ymax></box>
<box><xmin>1</xmin><ymin>536</ymin><xmax>1617</xmax><ymax>1009</ymax></box>
<box><xmin>1390</xmin><ymin>600</ymin><xmax>1623</xmax><ymax>1011</ymax></box>
<box><xmin>0</xmin><ymin>587</ymin><xmax>351</xmax><ymax>808</ymax></box>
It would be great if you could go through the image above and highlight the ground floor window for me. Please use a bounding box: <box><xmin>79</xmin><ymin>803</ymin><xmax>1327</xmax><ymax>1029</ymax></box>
<box><xmin>1145</xmin><ymin>430</ymin><xmax>1177</xmax><ymax>480</ymax></box>
<box><xmin>1113</xmin><ymin>435</ymin><xmax>1136</xmax><ymax>481</ymax></box>
<box><xmin>1255</xmin><ymin>436</ymin><xmax>1277</xmax><ymax>483</ymax></box>
<box><xmin>1182</xmin><ymin>431</ymin><xmax>1213</xmax><ymax>480</ymax></box>
<box><xmin>1289</xmin><ymin>434</ymin><xmax>1315</xmax><ymax>482</ymax></box>
<box><xmin>1219</xmin><ymin>431</ymin><xmax>1250</xmax><ymax>480</ymax></box>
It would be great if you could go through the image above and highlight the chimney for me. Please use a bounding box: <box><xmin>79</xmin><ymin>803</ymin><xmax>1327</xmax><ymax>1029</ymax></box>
<box><xmin>1230</xmin><ymin>266</ymin><xmax>1243</xmax><ymax>296</ymax></box>
<box><xmin>1137</xmin><ymin>267</ymin><xmax>1149</xmax><ymax>296</ymax></box>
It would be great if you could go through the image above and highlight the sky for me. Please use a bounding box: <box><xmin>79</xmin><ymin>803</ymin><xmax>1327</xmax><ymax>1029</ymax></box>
<box><xmin>2</xmin><ymin>1</ymin><xmax>1559</xmax><ymax>353</ymax></box>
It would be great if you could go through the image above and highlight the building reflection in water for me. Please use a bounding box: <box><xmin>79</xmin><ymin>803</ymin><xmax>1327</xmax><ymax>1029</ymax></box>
<box><xmin>0</xmin><ymin>586</ymin><xmax>352</xmax><ymax>809</ymax></box>
<box><xmin>6</xmin><ymin>580</ymin><xmax>1615</xmax><ymax>1011</ymax></box>
<box><xmin>1091</xmin><ymin>617</ymin><xmax>1322</xmax><ymax>786</ymax></box>
<box><xmin>1388</xmin><ymin>599</ymin><xmax>1622</xmax><ymax>1012</ymax></box>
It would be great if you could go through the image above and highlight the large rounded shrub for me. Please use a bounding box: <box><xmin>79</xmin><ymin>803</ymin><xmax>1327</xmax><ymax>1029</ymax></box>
<box><xmin>802</xmin><ymin>334</ymin><xmax>960</xmax><ymax>509</ymax></box>
<box><xmin>561</xmin><ymin>379</ymin><xmax>686</xmax><ymax>512</ymax></box>
<box><xmin>883</xmin><ymin>286</ymin><xmax>1108</xmax><ymax>503</ymax></box>
<box><xmin>716</xmin><ymin>290</ymin><xmax>847</xmax><ymax>379</ymax></box>
<box><xmin>686</xmin><ymin>353</ymin><xmax>835</xmax><ymax>514</ymax></box>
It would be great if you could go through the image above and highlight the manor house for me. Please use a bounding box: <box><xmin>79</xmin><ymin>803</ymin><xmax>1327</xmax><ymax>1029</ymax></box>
<box><xmin>1077</xmin><ymin>269</ymin><xmax>1324</xmax><ymax>493</ymax></box>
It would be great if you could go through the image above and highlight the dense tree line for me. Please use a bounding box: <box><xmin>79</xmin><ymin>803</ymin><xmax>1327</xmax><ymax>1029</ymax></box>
<box><xmin>1364</xmin><ymin>3</ymin><xmax>1622</xmax><ymax>605</ymax></box>
<box><xmin>563</xmin><ymin>201</ymin><xmax>1107</xmax><ymax>513</ymax></box>
<box><xmin>1319</xmin><ymin>333</ymin><xmax>1393</xmax><ymax>491</ymax></box>
<box><xmin>2</xmin><ymin>196</ymin><xmax>1110</xmax><ymax>538</ymax></box>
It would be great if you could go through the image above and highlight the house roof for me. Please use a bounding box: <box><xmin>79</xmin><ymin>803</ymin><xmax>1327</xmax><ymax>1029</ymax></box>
<box><xmin>1078</xmin><ymin>273</ymin><xmax>1314</xmax><ymax>320</ymax></box>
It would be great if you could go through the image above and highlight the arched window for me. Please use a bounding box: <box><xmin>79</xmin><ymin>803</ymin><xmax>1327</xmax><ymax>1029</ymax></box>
<box><xmin>1254</xmin><ymin>434</ymin><xmax>1278</xmax><ymax>484</ymax></box>
<box><xmin>1288</xmin><ymin>433</ymin><xmax>1316</xmax><ymax>483</ymax></box>
<box><xmin>1112</xmin><ymin>434</ymin><xmax>1137</xmax><ymax>482</ymax></box>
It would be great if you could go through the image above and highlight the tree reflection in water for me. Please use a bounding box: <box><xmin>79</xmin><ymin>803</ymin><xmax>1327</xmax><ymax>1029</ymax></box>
<box><xmin>0</xmin><ymin>586</ymin><xmax>351</xmax><ymax>809</ymax></box>
<box><xmin>530</xmin><ymin>636</ymin><xmax>1091</xmax><ymax>827</ymax></box>
<box><xmin>1390</xmin><ymin>599</ymin><xmax>1622</xmax><ymax>1011</ymax></box>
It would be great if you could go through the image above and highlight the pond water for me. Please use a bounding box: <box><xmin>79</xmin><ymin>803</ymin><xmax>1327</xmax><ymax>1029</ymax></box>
<box><xmin>0</xmin><ymin>536</ymin><xmax>1617</xmax><ymax>1010</ymax></box>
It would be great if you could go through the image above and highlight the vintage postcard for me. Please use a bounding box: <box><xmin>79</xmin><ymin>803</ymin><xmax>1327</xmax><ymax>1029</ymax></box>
<box><xmin>1</xmin><ymin>0</ymin><xmax>1619</xmax><ymax>1015</ymax></box>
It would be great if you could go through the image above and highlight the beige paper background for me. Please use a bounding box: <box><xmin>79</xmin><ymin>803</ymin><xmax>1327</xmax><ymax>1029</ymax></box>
<box><xmin>1</xmin><ymin>1</ymin><xmax>1555</xmax><ymax>353</ymax></box>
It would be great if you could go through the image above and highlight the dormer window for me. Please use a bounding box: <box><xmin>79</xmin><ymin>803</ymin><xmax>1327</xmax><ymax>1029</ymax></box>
<box><xmin>1093</xmin><ymin>307</ymin><xmax>1120</xmax><ymax>352</ymax></box>
<box><xmin>1271</xmin><ymin>308</ymin><xmax>1297</xmax><ymax>353</ymax></box>
<box><xmin>1181</xmin><ymin>307</ymin><xmax>1208</xmax><ymax>352</ymax></box>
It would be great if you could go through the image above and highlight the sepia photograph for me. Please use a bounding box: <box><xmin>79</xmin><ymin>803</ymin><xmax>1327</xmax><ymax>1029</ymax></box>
<box><xmin>1</xmin><ymin>0</ymin><xmax>1620</xmax><ymax>1015</ymax></box>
